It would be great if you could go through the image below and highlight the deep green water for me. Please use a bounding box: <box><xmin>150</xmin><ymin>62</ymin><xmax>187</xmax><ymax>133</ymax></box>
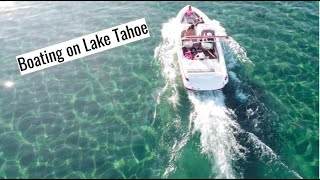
<box><xmin>0</xmin><ymin>1</ymin><xmax>318</xmax><ymax>179</ymax></box>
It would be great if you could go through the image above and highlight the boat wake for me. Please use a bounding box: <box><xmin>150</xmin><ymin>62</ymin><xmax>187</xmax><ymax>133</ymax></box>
<box><xmin>188</xmin><ymin>91</ymin><xmax>247</xmax><ymax>178</ymax></box>
<box><xmin>154</xmin><ymin>18</ymin><xmax>191</xmax><ymax>178</ymax></box>
<box><xmin>188</xmin><ymin>91</ymin><xmax>303</xmax><ymax>178</ymax></box>
<box><xmin>154</xmin><ymin>17</ymin><xmax>302</xmax><ymax>179</ymax></box>
<box><xmin>187</xmin><ymin>90</ymin><xmax>302</xmax><ymax>178</ymax></box>
<box><xmin>246</xmin><ymin>132</ymin><xmax>303</xmax><ymax>179</ymax></box>
<box><xmin>153</xmin><ymin>18</ymin><xmax>180</xmax><ymax>117</ymax></box>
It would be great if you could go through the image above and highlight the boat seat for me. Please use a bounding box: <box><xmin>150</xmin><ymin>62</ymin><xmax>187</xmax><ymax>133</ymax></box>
<box><xmin>183</xmin><ymin>41</ymin><xmax>193</xmax><ymax>48</ymax></box>
<box><xmin>201</xmin><ymin>30</ymin><xmax>215</xmax><ymax>36</ymax></box>
<box><xmin>202</xmin><ymin>42</ymin><xmax>213</xmax><ymax>50</ymax></box>
<box><xmin>200</xmin><ymin>30</ymin><xmax>215</xmax><ymax>50</ymax></box>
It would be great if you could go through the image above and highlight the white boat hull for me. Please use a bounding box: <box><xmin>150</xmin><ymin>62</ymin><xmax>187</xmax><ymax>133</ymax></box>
<box><xmin>176</xmin><ymin>5</ymin><xmax>228</xmax><ymax>91</ymax></box>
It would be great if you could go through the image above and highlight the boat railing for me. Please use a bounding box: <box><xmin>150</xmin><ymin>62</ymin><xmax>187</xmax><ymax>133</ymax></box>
<box><xmin>182</xmin><ymin>36</ymin><xmax>228</xmax><ymax>43</ymax></box>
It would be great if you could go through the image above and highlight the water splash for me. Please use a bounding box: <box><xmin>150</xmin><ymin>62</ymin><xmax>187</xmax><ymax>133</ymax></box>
<box><xmin>154</xmin><ymin>18</ymin><xmax>192</xmax><ymax>177</ymax></box>
<box><xmin>246</xmin><ymin>132</ymin><xmax>303</xmax><ymax>179</ymax></box>
<box><xmin>153</xmin><ymin>18</ymin><xmax>180</xmax><ymax>110</ymax></box>
<box><xmin>162</xmin><ymin>130</ymin><xmax>192</xmax><ymax>178</ymax></box>
<box><xmin>187</xmin><ymin>91</ymin><xmax>302</xmax><ymax>179</ymax></box>
<box><xmin>188</xmin><ymin>91</ymin><xmax>248</xmax><ymax>178</ymax></box>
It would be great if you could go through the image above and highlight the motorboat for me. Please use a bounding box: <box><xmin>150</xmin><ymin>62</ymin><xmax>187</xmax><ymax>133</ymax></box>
<box><xmin>176</xmin><ymin>5</ymin><xmax>229</xmax><ymax>91</ymax></box>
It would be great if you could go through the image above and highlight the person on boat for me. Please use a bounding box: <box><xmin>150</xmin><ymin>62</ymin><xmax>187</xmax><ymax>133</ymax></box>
<box><xmin>184</xmin><ymin>25</ymin><xmax>197</xmax><ymax>43</ymax></box>
<box><xmin>185</xmin><ymin>6</ymin><xmax>194</xmax><ymax>17</ymax></box>
<box><xmin>190</xmin><ymin>47</ymin><xmax>197</xmax><ymax>56</ymax></box>
<box><xmin>184</xmin><ymin>25</ymin><xmax>196</xmax><ymax>36</ymax></box>
<box><xmin>195</xmin><ymin>17</ymin><xmax>204</xmax><ymax>26</ymax></box>
<box><xmin>194</xmin><ymin>52</ymin><xmax>207</xmax><ymax>60</ymax></box>
<box><xmin>185</xmin><ymin>6</ymin><xmax>197</xmax><ymax>24</ymax></box>
<box><xmin>184</xmin><ymin>49</ymin><xmax>192</xmax><ymax>59</ymax></box>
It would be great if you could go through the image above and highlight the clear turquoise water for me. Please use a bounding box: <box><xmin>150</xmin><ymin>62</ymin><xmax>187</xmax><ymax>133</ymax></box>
<box><xmin>0</xmin><ymin>1</ymin><xmax>318</xmax><ymax>179</ymax></box>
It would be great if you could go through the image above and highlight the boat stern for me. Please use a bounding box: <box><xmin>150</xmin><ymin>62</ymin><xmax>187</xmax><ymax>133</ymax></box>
<box><xmin>182</xmin><ymin>72</ymin><xmax>228</xmax><ymax>91</ymax></box>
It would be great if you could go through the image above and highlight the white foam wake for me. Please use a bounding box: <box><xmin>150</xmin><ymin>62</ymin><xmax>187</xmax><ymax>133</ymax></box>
<box><xmin>154</xmin><ymin>18</ymin><xmax>192</xmax><ymax>177</ymax></box>
<box><xmin>162</xmin><ymin>130</ymin><xmax>192</xmax><ymax>178</ymax></box>
<box><xmin>247</xmin><ymin>133</ymin><xmax>303</xmax><ymax>179</ymax></box>
<box><xmin>154</xmin><ymin>18</ymin><xmax>180</xmax><ymax>110</ymax></box>
<box><xmin>162</xmin><ymin>108</ymin><xmax>193</xmax><ymax>178</ymax></box>
<box><xmin>188</xmin><ymin>91</ymin><xmax>248</xmax><ymax>178</ymax></box>
<box><xmin>188</xmin><ymin>91</ymin><xmax>302</xmax><ymax>179</ymax></box>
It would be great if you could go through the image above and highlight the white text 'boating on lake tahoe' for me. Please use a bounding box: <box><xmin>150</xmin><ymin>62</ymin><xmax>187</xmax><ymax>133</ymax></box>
<box><xmin>16</xmin><ymin>18</ymin><xmax>150</xmax><ymax>75</ymax></box>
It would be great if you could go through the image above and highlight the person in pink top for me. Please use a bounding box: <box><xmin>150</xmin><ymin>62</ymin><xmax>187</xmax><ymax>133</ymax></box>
<box><xmin>184</xmin><ymin>50</ymin><xmax>192</xmax><ymax>59</ymax></box>
<box><xmin>185</xmin><ymin>6</ymin><xmax>197</xmax><ymax>25</ymax></box>
<box><xmin>185</xmin><ymin>6</ymin><xmax>194</xmax><ymax>16</ymax></box>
